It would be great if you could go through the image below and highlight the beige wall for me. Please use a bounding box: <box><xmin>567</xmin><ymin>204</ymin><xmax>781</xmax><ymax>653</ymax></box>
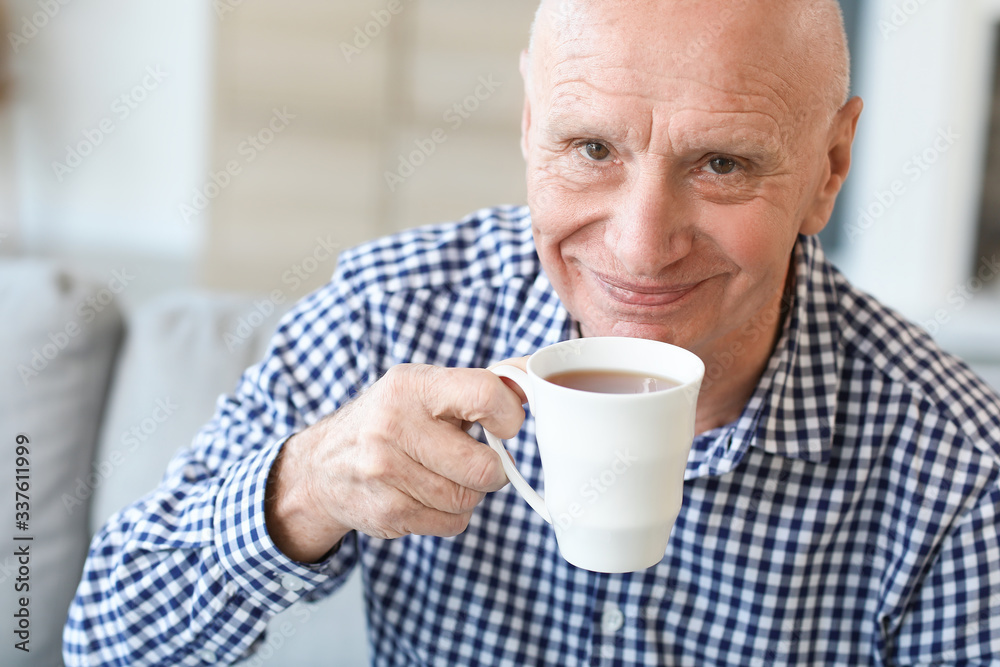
<box><xmin>200</xmin><ymin>0</ymin><xmax>536</xmax><ymax>297</ymax></box>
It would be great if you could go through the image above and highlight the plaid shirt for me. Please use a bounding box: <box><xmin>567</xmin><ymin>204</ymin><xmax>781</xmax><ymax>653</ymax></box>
<box><xmin>66</xmin><ymin>205</ymin><xmax>1000</xmax><ymax>666</ymax></box>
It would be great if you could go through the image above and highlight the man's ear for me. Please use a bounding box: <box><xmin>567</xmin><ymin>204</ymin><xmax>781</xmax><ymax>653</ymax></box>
<box><xmin>520</xmin><ymin>49</ymin><xmax>533</xmax><ymax>161</ymax></box>
<box><xmin>800</xmin><ymin>96</ymin><xmax>864</xmax><ymax>235</ymax></box>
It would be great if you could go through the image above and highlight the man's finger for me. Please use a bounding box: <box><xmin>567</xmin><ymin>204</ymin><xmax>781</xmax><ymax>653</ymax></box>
<box><xmin>400</xmin><ymin>426</ymin><xmax>509</xmax><ymax>493</ymax></box>
<box><xmin>398</xmin><ymin>508</ymin><xmax>475</xmax><ymax>539</ymax></box>
<box><xmin>489</xmin><ymin>355</ymin><xmax>531</xmax><ymax>403</ymax></box>
<box><xmin>355</xmin><ymin>487</ymin><xmax>474</xmax><ymax>540</ymax></box>
<box><xmin>383</xmin><ymin>451</ymin><xmax>489</xmax><ymax>514</ymax></box>
<box><xmin>410</xmin><ymin>365</ymin><xmax>526</xmax><ymax>438</ymax></box>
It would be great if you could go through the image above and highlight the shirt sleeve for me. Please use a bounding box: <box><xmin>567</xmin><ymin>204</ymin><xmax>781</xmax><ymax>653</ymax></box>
<box><xmin>890</xmin><ymin>478</ymin><xmax>1000</xmax><ymax>665</ymax></box>
<box><xmin>63</xmin><ymin>263</ymin><xmax>377</xmax><ymax>667</ymax></box>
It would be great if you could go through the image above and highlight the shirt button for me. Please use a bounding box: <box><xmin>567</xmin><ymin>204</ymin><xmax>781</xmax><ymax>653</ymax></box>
<box><xmin>280</xmin><ymin>574</ymin><xmax>306</xmax><ymax>592</ymax></box>
<box><xmin>199</xmin><ymin>648</ymin><xmax>215</xmax><ymax>662</ymax></box>
<box><xmin>601</xmin><ymin>605</ymin><xmax>625</xmax><ymax>633</ymax></box>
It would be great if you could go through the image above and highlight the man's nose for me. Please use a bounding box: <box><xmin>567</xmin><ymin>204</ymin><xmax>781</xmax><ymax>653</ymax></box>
<box><xmin>607</xmin><ymin>171</ymin><xmax>692</xmax><ymax>277</ymax></box>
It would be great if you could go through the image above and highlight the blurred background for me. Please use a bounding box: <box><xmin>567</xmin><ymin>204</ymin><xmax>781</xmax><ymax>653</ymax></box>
<box><xmin>0</xmin><ymin>0</ymin><xmax>532</xmax><ymax>301</ymax></box>
<box><xmin>1</xmin><ymin>1</ymin><xmax>999</xmax><ymax>665</ymax></box>
<box><xmin>1</xmin><ymin>0</ymin><xmax>997</xmax><ymax>355</ymax></box>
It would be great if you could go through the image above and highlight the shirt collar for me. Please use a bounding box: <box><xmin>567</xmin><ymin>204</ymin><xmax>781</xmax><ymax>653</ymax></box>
<box><xmin>507</xmin><ymin>270</ymin><xmax>575</xmax><ymax>358</ymax></box>
<box><xmin>752</xmin><ymin>235</ymin><xmax>842</xmax><ymax>460</ymax></box>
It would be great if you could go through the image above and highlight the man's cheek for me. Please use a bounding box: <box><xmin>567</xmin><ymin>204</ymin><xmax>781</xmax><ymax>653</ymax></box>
<box><xmin>709</xmin><ymin>216</ymin><xmax>787</xmax><ymax>272</ymax></box>
<box><xmin>530</xmin><ymin>185</ymin><xmax>598</xmax><ymax>238</ymax></box>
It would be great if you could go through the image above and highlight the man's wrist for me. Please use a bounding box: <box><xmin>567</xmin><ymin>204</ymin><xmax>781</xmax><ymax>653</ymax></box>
<box><xmin>212</xmin><ymin>436</ymin><xmax>340</xmax><ymax>615</ymax></box>
<box><xmin>265</xmin><ymin>429</ymin><xmax>350</xmax><ymax>563</ymax></box>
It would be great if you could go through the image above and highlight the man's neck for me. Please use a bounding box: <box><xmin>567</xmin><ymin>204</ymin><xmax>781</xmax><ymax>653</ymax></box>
<box><xmin>692</xmin><ymin>267</ymin><xmax>795</xmax><ymax>435</ymax></box>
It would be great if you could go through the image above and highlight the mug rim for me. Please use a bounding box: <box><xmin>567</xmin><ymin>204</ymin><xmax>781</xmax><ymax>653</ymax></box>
<box><xmin>526</xmin><ymin>336</ymin><xmax>705</xmax><ymax>397</ymax></box>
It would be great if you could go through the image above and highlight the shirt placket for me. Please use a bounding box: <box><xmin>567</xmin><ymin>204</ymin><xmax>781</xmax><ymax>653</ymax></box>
<box><xmin>587</xmin><ymin>574</ymin><xmax>634</xmax><ymax>666</ymax></box>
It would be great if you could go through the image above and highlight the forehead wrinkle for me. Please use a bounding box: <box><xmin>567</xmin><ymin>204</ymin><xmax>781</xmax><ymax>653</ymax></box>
<box><xmin>547</xmin><ymin>56</ymin><xmax>649</xmax><ymax>97</ymax></box>
<box><xmin>550</xmin><ymin>49</ymin><xmax>797</xmax><ymax>122</ymax></box>
<box><xmin>734</xmin><ymin>64</ymin><xmax>796</xmax><ymax>117</ymax></box>
<box><xmin>543</xmin><ymin>76</ymin><xmax>651</xmax><ymax>139</ymax></box>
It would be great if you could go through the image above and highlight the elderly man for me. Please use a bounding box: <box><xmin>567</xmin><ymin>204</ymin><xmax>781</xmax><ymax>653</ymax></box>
<box><xmin>66</xmin><ymin>0</ymin><xmax>1000</xmax><ymax>664</ymax></box>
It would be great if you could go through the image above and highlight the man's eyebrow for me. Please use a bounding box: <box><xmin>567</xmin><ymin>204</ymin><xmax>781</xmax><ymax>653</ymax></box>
<box><xmin>541</xmin><ymin>109</ymin><xmax>631</xmax><ymax>142</ymax></box>
<box><xmin>541</xmin><ymin>104</ymin><xmax>786</xmax><ymax>160</ymax></box>
<box><xmin>673</xmin><ymin>135</ymin><xmax>781</xmax><ymax>160</ymax></box>
<box><xmin>666</xmin><ymin>115</ymin><xmax>786</xmax><ymax>161</ymax></box>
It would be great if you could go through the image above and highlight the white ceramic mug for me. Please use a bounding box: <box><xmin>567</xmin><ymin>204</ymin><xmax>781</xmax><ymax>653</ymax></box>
<box><xmin>486</xmin><ymin>337</ymin><xmax>704</xmax><ymax>573</ymax></box>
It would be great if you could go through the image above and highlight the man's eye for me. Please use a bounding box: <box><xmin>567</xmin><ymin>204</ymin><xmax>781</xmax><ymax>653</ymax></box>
<box><xmin>704</xmin><ymin>157</ymin><xmax>738</xmax><ymax>175</ymax></box>
<box><xmin>578</xmin><ymin>142</ymin><xmax>612</xmax><ymax>162</ymax></box>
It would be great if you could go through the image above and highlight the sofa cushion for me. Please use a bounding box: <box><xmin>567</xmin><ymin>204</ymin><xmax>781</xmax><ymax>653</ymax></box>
<box><xmin>91</xmin><ymin>289</ymin><xmax>369</xmax><ymax>666</ymax></box>
<box><xmin>0</xmin><ymin>259</ymin><xmax>124</xmax><ymax>667</ymax></box>
<box><xmin>90</xmin><ymin>290</ymin><xmax>288</xmax><ymax>528</ymax></box>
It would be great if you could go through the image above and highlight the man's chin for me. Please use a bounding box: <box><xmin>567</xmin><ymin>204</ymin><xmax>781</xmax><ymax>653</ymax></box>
<box><xmin>579</xmin><ymin>318</ymin><xmax>700</xmax><ymax>349</ymax></box>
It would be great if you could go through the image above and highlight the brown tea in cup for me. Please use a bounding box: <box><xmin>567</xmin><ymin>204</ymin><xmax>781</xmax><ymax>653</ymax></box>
<box><xmin>545</xmin><ymin>369</ymin><xmax>680</xmax><ymax>394</ymax></box>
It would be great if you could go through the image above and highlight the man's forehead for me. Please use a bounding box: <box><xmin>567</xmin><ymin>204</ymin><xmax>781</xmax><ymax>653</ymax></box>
<box><xmin>545</xmin><ymin>58</ymin><xmax>796</xmax><ymax>112</ymax></box>
<box><xmin>542</xmin><ymin>62</ymin><xmax>791</xmax><ymax>144</ymax></box>
<box><xmin>542</xmin><ymin>20</ymin><xmax>799</xmax><ymax>99</ymax></box>
<box><xmin>530</xmin><ymin>0</ymin><xmax>846</xmax><ymax>124</ymax></box>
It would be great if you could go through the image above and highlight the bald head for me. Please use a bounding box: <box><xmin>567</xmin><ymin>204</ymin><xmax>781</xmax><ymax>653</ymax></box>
<box><xmin>526</xmin><ymin>0</ymin><xmax>851</xmax><ymax>124</ymax></box>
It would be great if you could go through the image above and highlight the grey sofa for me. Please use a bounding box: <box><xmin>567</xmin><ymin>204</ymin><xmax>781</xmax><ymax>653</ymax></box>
<box><xmin>0</xmin><ymin>259</ymin><xmax>368</xmax><ymax>666</ymax></box>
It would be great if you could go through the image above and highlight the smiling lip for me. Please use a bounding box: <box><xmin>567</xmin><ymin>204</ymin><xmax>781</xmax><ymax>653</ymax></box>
<box><xmin>593</xmin><ymin>273</ymin><xmax>704</xmax><ymax>307</ymax></box>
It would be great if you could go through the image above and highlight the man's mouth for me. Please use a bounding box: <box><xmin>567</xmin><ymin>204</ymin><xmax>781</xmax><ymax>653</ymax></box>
<box><xmin>592</xmin><ymin>272</ymin><xmax>705</xmax><ymax>307</ymax></box>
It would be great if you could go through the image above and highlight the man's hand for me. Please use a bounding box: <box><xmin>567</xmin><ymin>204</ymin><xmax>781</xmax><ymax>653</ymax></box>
<box><xmin>265</xmin><ymin>363</ymin><xmax>527</xmax><ymax>563</ymax></box>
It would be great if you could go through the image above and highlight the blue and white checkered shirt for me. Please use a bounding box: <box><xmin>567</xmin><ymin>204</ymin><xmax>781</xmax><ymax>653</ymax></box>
<box><xmin>66</xmin><ymin>205</ymin><xmax>1000</xmax><ymax>665</ymax></box>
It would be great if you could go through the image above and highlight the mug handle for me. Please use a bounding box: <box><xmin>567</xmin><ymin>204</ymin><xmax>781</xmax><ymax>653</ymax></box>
<box><xmin>484</xmin><ymin>365</ymin><xmax>551</xmax><ymax>524</ymax></box>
